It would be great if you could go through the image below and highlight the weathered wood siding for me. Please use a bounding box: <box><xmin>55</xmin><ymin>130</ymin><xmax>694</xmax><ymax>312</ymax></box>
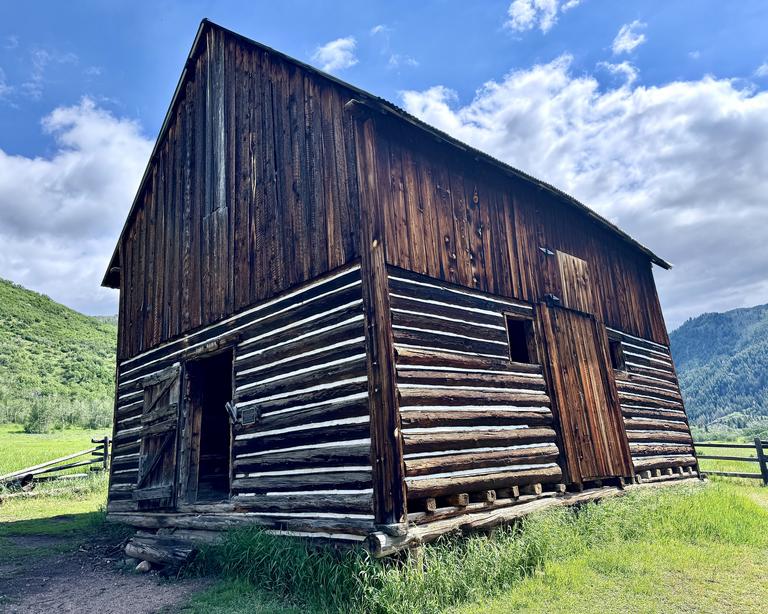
<box><xmin>118</xmin><ymin>26</ymin><xmax>361</xmax><ymax>360</ymax></box>
<box><xmin>538</xmin><ymin>307</ymin><xmax>633</xmax><ymax>484</ymax></box>
<box><xmin>230</xmin><ymin>265</ymin><xmax>374</xmax><ymax>538</ymax></box>
<box><xmin>110</xmin><ymin>265</ymin><xmax>374</xmax><ymax>541</ymax></box>
<box><xmin>362</xmin><ymin>117</ymin><xmax>669</xmax><ymax>345</ymax></box>
<box><xmin>607</xmin><ymin>327</ymin><xmax>696</xmax><ymax>474</ymax></box>
<box><xmin>388</xmin><ymin>268</ymin><xmax>562</xmax><ymax>509</ymax></box>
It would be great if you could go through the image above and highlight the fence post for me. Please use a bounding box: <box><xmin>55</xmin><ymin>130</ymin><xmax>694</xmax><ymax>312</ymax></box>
<box><xmin>102</xmin><ymin>436</ymin><xmax>110</xmax><ymax>471</ymax></box>
<box><xmin>754</xmin><ymin>438</ymin><xmax>768</xmax><ymax>487</ymax></box>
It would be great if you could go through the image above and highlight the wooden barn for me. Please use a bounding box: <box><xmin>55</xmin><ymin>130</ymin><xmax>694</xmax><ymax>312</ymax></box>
<box><xmin>103</xmin><ymin>20</ymin><xmax>698</xmax><ymax>558</ymax></box>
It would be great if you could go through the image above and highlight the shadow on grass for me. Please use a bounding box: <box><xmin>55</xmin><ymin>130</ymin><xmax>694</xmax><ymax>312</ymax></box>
<box><xmin>0</xmin><ymin>510</ymin><xmax>132</xmax><ymax>564</ymax></box>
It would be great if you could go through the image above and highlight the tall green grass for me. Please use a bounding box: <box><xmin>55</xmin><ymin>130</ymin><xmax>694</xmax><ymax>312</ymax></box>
<box><xmin>0</xmin><ymin>423</ymin><xmax>110</xmax><ymax>475</ymax></box>
<box><xmin>187</xmin><ymin>482</ymin><xmax>768</xmax><ymax>614</ymax></box>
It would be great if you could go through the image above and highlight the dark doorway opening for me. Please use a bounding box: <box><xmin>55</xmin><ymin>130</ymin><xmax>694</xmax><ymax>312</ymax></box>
<box><xmin>186</xmin><ymin>350</ymin><xmax>233</xmax><ymax>502</ymax></box>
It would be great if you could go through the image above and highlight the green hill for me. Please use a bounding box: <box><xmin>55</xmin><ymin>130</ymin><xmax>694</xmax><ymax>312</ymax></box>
<box><xmin>0</xmin><ymin>278</ymin><xmax>117</xmax><ymax>431</ymax></box>
<box><xmin>669</xmin><ymin>303</ymin><xmax>768</xmax><ymax>429</ymax></box>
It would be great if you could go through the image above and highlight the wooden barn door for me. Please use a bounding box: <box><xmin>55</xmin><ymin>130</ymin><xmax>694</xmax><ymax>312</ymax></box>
<box><xmin>538</xmin><ymin>305</ymin><xmax>632</xmax><ymax>484</ymax></box>
<box><xmin>134</xmin><ymin>365</ymin><xmax>181</xmax><ymax>509</ymax></box>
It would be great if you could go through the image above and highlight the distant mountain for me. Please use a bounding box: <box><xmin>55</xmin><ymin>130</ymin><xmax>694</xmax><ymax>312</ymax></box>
<box><xmin>670</xmin><ymin>303</ymin><xmax>768</xmax><ymax>427</ymax></box>
<box><xmin>0</xmin><ymin>278</ymin><xmax>117</xmax><ymax>428</ymax></box>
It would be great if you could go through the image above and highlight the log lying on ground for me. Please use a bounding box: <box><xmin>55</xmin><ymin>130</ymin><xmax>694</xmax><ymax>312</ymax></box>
<box><xmin>125</xmin><ymin>536</ymin><xmax>197</xmax><ymax>567</ymax></box>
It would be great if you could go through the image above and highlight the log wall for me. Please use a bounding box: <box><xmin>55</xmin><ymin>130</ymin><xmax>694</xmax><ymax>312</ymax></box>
<box><xmin>607</xmin><ymin>327</ymin><xmax>696</xmax><ymax>475</ymax></box>
<box><xmin>387</xmin><ymin>267</ymin><xmax>563</xmax><ymax>513</ymax></box>
<box><xmin>109</xmin><ymin>264</ymin><xmax>374</xmax><ymax>542</ymax></box>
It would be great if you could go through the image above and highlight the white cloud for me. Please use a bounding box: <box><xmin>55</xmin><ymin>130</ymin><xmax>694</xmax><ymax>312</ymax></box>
<box><xmin>597</xmin><ymin>60</ymin><xmax>638</xmax><ymax>85</ymax></box>
<box><xmin>311</xmin><ymin>37</ymin><xmax>358</xmax><ymax>73</ymax></box>
<box><xmin>755</xmin><ymin>62</ymin><xmax>768</xmax><ymax>78</ymax></box>
<box><xmin>0</xmin><ymin>98</ymin><xmax>152</xmax><ymax>314</ymax></box>
<box><xmin>370</xmin><ymin>24</ymin><xmax>389</xmax><ymax>36</ymax></box>
<box><xmin>505</xmin><ymin>0</ymin><xmax>582</xmax><ymax>33</ymax></box>
<box><xmin>388</xmin><ymin>54</ymin><xmax>419</xmax><ymax>69</ymax></box>
<box><xmin>688</xmin><ymin>50</ymin><xmax>701</xmax><ymax>60</ymax></box>
<box><xmin>401</xmin><ymin>56</ymin><xmax>768</xmax><ymax>327</ymax></box>
<box><xmin>612</xmin><ymin>20</ymin><xmax>647</xmax><ymax>55</ymax></box>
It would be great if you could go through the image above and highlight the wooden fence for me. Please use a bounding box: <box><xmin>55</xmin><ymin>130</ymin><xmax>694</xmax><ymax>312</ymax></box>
<box><xmin>694</xmin><ymin>438</ymin><xmax>768</xmax><ymax>486</ymax></box>
<box><xmin>0</xmin><ymin>436</ymin><xmax>111</xmax><ymax>488</ymax></box>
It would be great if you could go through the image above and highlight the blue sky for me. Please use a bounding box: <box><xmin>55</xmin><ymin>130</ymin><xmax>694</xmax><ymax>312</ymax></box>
<box><xmin>1</xmin><ymin>1</ymin><xmax>767</xmax><ymax>327</ymax></box>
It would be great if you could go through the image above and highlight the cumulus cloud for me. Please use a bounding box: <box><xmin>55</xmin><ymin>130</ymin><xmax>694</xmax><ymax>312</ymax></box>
<box><xmin>370</xmin><ymin>24</ymin><xmax>389</xmax><ymax>36</ymax></box>
<box><xmin>505</xmin><ymin>0</ymin><xmax>582</xmax><ymax>33</ymax></box>
<box><xmin>597</xmin><ymin>60</ymin><xmax>638</xmax><ymax>85</ymax></box>
<box><xmin>0</xmin><ymin>98</ymin><xmax>152</xmax><ymax>314</ymax></box>
<box><xmin>311</xmin><ymin>37</ymin><xmax>358</xmax><ymax>73</ymax></box>
<box><xmin>401</xmin><ymin>57</ymin><xmax>768</xmax><ymax>327</ymax></box>
<box><xmin>612</xmin><ymin>20</ymin><xmax>647</xmax><ymax>55</ymax></box>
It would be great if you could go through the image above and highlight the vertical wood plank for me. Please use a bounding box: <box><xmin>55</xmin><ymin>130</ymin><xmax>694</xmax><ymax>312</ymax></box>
<box><xmin>351</xmin><ymin>112</ymin><xmax>407</xmax><ymax>525</ymax></box>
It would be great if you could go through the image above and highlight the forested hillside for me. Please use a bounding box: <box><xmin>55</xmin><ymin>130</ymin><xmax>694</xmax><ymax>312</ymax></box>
<box><xmin>670</xmin><ymin>303</ymin><xmax>768</xmax><ymax>427</ymax></box>
<box><xmin>0</xmin><ymin>278</ymin><xmax>117</xmax><ymax>432</ymax></box>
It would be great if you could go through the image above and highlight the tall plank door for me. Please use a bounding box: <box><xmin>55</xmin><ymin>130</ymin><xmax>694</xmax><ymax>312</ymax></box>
<box><xmin>133</xmin><ymin>365</ymin><xmax>182</xmax><ymax>510</ymax></box>
<box><xmin>538</xmin><ymin>304</ymin><xmax>632</xmax><ymax>484</ymax></box>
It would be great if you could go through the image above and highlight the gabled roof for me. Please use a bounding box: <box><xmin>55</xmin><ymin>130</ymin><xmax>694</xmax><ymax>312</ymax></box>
<box><xmin>102</xmin><ymin>19</ymin><xmax>670</xmax><ymax>288</ymax></box>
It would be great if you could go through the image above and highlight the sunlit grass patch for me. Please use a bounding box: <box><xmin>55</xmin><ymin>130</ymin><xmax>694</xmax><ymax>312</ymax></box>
<box><xmin>0</xmin><ymin>423</ymin><xmax>110</xmax><ymax>475</ymax></box>
<box><xmin>186</xmin><ymin>481</ymin><xmax>768</xmax><ymax>613</ymax></box>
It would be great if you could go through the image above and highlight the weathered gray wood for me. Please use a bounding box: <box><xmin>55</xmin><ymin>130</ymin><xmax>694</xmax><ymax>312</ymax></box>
<box><xmin>404</xmin><ymin>445</ymin><xmax>559</xmax><ymax>477</ymax></box>
<box><xmin>632</xmin><ymin>455</ymin><xmax>697</xmax><ymax>471</ymax></box>
<box><xmin>125</xmin><ymin>536</ymin><xmax>196</xmax><ymax>566</ymax></box>
<box><xmin>445</xmin><ymin>493</ymin><xmax>468</xmax><ymax>507</ymax></box>
<box><xmin>406</xmin><ymin>465</ymin><xmax>561</xmax><ymax>499</ymax></box>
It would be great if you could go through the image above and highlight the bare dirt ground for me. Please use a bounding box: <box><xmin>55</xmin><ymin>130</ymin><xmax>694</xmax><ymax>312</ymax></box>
<box><xmin>0</xmin><ymin>531</ymin><xmax>209</xmax><ymax>613</ymax></box>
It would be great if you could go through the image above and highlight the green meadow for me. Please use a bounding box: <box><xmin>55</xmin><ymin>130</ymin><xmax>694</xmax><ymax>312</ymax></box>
<box><xmin>2</xmin><ymin>426</ymin><xmax>766</xmax><ymax>613</ymax></box>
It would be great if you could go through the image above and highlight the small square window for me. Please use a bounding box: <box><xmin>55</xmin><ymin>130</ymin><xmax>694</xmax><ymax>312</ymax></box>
<box><xmin>608</xmin><ymin>338</ymin><xmax>626</xmax><ymax>371</ymax></box>
<box><xmin>506</xmin><ymin>316</ymin><xmax>536</xmax><ymax>364</ymax></box>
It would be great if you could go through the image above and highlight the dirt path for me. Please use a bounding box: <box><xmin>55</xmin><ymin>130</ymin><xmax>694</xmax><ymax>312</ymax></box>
<box><xmin>0</xmin><ymin>531</ymin><xmax>209</xmax><ymax>613</ymax></box>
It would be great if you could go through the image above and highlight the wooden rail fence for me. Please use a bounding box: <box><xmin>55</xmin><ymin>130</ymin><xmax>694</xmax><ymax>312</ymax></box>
<box><xmin>694</xmin><ymin>438</ymin><xmax>768</xmax><ymax>486</ymax></box>
<box><xmin>0</xmin><ymin>436</ymin><xmax>111</xmax><ymax>488</ymax></box>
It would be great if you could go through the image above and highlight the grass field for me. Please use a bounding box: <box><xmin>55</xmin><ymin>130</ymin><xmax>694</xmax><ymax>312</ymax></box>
<box><xmin>0</xmin><ymin>425</ymin><xmax>110</xmax><ymax>533</ymax></box>
<box><xmin>695</xmin><ymin>440</ymin><xmax>767</xmax><ymax>487</ymax></box>
<box><xmin>0</xmin><ymin>423</ymin><xmax>111</xmax><ymax>476</ymax></box>
<box><xmin>3</xmin><ymin>426</ymin><xmax>768</xmax><ymax>613</ymax></box>
<box><xmin>179</xmin><ymin>481</ymin><xmax>768</xmax><ymax>614</ymax></box>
